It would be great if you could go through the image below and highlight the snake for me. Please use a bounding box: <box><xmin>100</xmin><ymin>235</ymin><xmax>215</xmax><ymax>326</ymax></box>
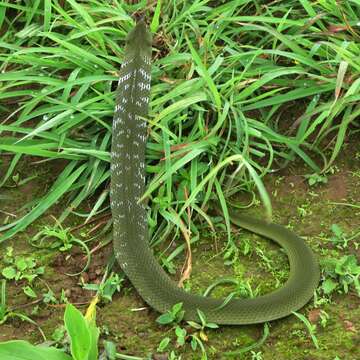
<box><xmin>110</xmin><ymin>20</ymin><xmax>320</xmax><ymax>325</ymax></box>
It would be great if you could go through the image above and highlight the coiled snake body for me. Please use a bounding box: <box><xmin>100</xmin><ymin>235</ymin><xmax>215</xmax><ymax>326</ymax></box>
<box><xmin>110</xmin><ymin>20</ymin><xmax>320</xmax><ymax>325</ymax></box>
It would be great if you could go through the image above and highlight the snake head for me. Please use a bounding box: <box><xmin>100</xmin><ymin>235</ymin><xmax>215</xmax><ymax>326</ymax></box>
<box><xmin>125</xmin><ymin>19</ymin><xmax>152</xmax><ymax>58</ymax></box>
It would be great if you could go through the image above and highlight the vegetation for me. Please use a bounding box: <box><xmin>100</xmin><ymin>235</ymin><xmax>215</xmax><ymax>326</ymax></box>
<box><xmin>0</xmin><ymin>0</ymin><xmax>359</xmax><ymax>359</ymax></box>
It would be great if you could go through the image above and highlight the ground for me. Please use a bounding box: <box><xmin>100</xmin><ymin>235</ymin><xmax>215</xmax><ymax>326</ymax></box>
<box><xmin>0</xmin><ymin>137</ymin><xmax>359</xmax><ymax>360</ymax></box>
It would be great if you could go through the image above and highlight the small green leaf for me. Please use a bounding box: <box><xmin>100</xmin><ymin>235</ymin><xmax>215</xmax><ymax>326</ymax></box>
<box><xmin>331</xmin><ymin>224</ymin><xmax>343</xmax><ymax>238</ymax></box>
<box><xmin>23</xmin><ymin>286</ymin><xmax>37</xmax><ymax>298</ymax></box>
<box><xmin>171</xmin><ymin>302</ymin><xmax>183</xmax><ymax>315</ymax></box>
<box><xmin>197</xmin><ymin>309</ymin><xmax>206</xmax><ymax>326</ymax></box>
<box><xmin>21</xmin><ymin>274</ymin><xmax>37</xmax><ymax>282</ymax></box>
<box><xmin>156</xmin><ymin>313</ymin><xmax>174</xmax><ymax>325</ymax></box>
<box><xmin>157</xmin><ymin>337</ymin><xmax>170</xmax><ymax>352</ymax></box>
<box><xmin>175</xmin><ymin>326</ymin><xmax>186</xmax><ymax>337</ymax></box>
<box><xmin>2</xmin><ymin>267</ymin><xmax>16</xmax><ymax>280</ymax></box>
<box><xmin>12</xmin><ymin>173</ymin><xmax>19</xmax><ymax>184</ymax></box>
<box><xmin>0</xmin><ymin>340</ymin><xmax>72</xmax><ymax>360</ymax></box>
<box><xmin>52</xmin><ymin>326</ymin><xmax>66</xmax><ymax>342</ymax></box>
<box><xmin>175</xmin><ymin>326</ymin><xmax>187</xmax><ymax>346</ymax></box>
<box><xmin>191</xmin><ymin>336</ymin><xmax>198</xmax><ymax>350</ymax></box>
<box><xmin>35</xmin><ymin>266</ymin><xmax>45</xmax><ymax>275</ymax></box>
<box><xmin>103</xmin><ymin>340</ymin><xmax>117</xmax><ymax>360</ymax></box>
<box><xmin>26</xmin><ymin>258</ymin><xmax>37</xmax><ymax>269</ymax></box>
<box><xmin>4</xmin><ymin>247</ymin><xmax>13</xmax><ymax>262</ymax></box>
<box><xmin>16</xmin><ymin>258</ymin><xmax>28</xmax><ymax>271</ymax></box>
<box><xmin>322</xmin><ymin>278</ymin><xmax>337</xmax><ymax>294</ymax></box>
<box><xmin>176</xmin><ymin>310</ymin><xmax>185</xmax><ymax>322</ymax></box>
<box><xmin>187</xmin><ymin>321</ymin><xmax>202</xmax><ymax>330</ymax></box>
<box><xmin>205</xmin><ymin>322</ymin><xmax>219</xmax><ymax>329</ymax></box>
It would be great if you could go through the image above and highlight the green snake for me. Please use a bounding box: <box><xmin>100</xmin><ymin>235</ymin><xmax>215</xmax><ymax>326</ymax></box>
<box><xmin>110</xmin><ymin>20</ymin><xmax>320</xmax><ymax>325</ymax></box>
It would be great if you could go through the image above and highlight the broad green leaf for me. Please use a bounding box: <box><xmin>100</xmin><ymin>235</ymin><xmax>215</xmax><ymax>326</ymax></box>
<box><xmin>0</xmin><ymin>340</ymin><xmax>72</xmax><ymax>360</ymax></box>
<box><xmin>64</xmin><ymin>304</ymin><xmax>91</xmax><ymax>360</ymax></box>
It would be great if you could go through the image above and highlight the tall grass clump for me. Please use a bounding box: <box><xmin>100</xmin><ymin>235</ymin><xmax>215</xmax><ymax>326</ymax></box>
<box><xmin>0</xmin><ymin>0</ymin><xmax>359</xmax><ymax>252</ymax></box>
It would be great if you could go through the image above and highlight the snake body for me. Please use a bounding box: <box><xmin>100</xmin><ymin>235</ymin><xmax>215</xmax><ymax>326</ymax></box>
<box><xmin>110</xmin><ymin>20</ymin><xmax>320</xmax><ymax>325</ymax></box>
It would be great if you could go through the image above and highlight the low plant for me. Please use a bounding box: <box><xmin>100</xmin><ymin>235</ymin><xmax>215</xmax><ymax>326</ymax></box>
<box><xmin>321</xmin><ymin>255</ymin><xmax>360</xmax><ymax>296</ymax></box>
<box><xmin>156</xmin><ymin>303</ymin><xmax>218</xmax><ymax>360</ymax></box>
<box><xmin>305</xmin><ymin>173</ymin><xmax>328</xmax><ymax>187</ymax></box>
<box><xmin>251</xmin><ymin>351</ymin><xmax>263</xmax><ymax>360</ymax></box>
<box><xmin>82</xmin><ymin>271</ymin><xmax>124</xmax><ymax>302</ymax></box>
<box><xmin>292</xmin><ymin>311</ymin><xmax>319</xmax><ymax>349</ymax></box>
<box><xmin>0</xmin><ymin>295</ymin><xmax>164</xmax><ymax>360</ymax></box>
<box><xmin>31</xmin><ymin>216</ymin><xmax>91</xmax><ymax>276</ymax></box>
<box><xmin>156</xmin><ymin>302</ymin><xmax>185</xmax><ymax>326</ymax></box>
<box><xmin>329</xmin><ymin>224</ymin><xmax>349</xmax><ymax>249</ymax></box>
<box><xmin>1</xmin><ymin>246</ymin><xmax>45</xmax><ymax>283</ymax></box>
<box><xmin>186</xmin><ymin>310</ymin><xmax>219</xmax><ymax>359</ymax></box>
<box><xmin>0</xmin><ymin>296</ymin><xmax>138</xmax><ymax>360</ymax></box>
<box><xmin>1</xmin><ymin>246</ymin><xmax>44</xmax><ymax>298</ymax></box>
<box><xmin>0</xmin><ymin>300</ymin><xmax>97</xmax><ymax>360</ymax></box>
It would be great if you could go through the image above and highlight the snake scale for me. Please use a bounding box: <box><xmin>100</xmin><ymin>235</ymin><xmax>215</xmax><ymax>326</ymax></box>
<box><xmin>110</xmin><ymin>20</ymin><xmax>320</xmax><ymax>325</ymax></box>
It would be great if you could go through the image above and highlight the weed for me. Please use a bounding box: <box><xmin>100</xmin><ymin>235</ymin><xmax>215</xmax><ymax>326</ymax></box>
<box><xmin>321</xmin><ymin>255</ymin><xmax>360</xmax><ymax>296</ymax></box>
<box><xmin>156</xmin><ymin>302</ymin><xmax>185</xmax><ymax>325</ymax></box>
<box><xmin>43</xmin><ymin>288</ymin><xmax>57</xmax><ymax>304</ymax></box>
<box><xmin>82</xmin><ymin>271</ymin><xmax>124</xmax><ymax>302</ymax></box>
<box><xmin>31</xmin><ymin>216</ymin><xmax>91</xmax><ymax>275</ymax></box>
<box><xmin>251</xmin><ymin>351</ymin><xmax>263</xmax><ymax>360</ymax></box>
<box><xmin>1</xmin><ymin>247</ymin><xmax>44</xmax><ymax>298</ymax></box>
<box><xmin>319</xmin><ymin>310</ymin><xmax>330</xmax><ymax>328</ymax></box>
<box><xmin>292</xmin><ymin>311</ymin><xmax>319</xmax><ymax>349</ymax></box>
<box><xmin>297</xmin><ymin>203</ymin><xmax>313</xmax><ymax>218</ymax></box>
<box><xmin>329</xmin><ymin>224</ymin><xmax>349</xmax><ymax>249</ymax></box>
<box><xmin>156</xmin><ymin>304</ymin><xmax>218</xmax><ymax>359</ymax></box>
<box><xmin>306</xmin><ymin>173</ymin><xmax>328</xmax><ymax>187</ymax></box>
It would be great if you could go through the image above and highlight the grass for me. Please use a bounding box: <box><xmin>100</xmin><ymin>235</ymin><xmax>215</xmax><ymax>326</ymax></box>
<box><xmin>0</xmin><ymin>0</ymin><xmax>359</xmax><ymax>359</ymax></box>
<box><xmin>1</xmin><ymin>0</ymin><xmax>359</xmax><ymax>244</ymax></box>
